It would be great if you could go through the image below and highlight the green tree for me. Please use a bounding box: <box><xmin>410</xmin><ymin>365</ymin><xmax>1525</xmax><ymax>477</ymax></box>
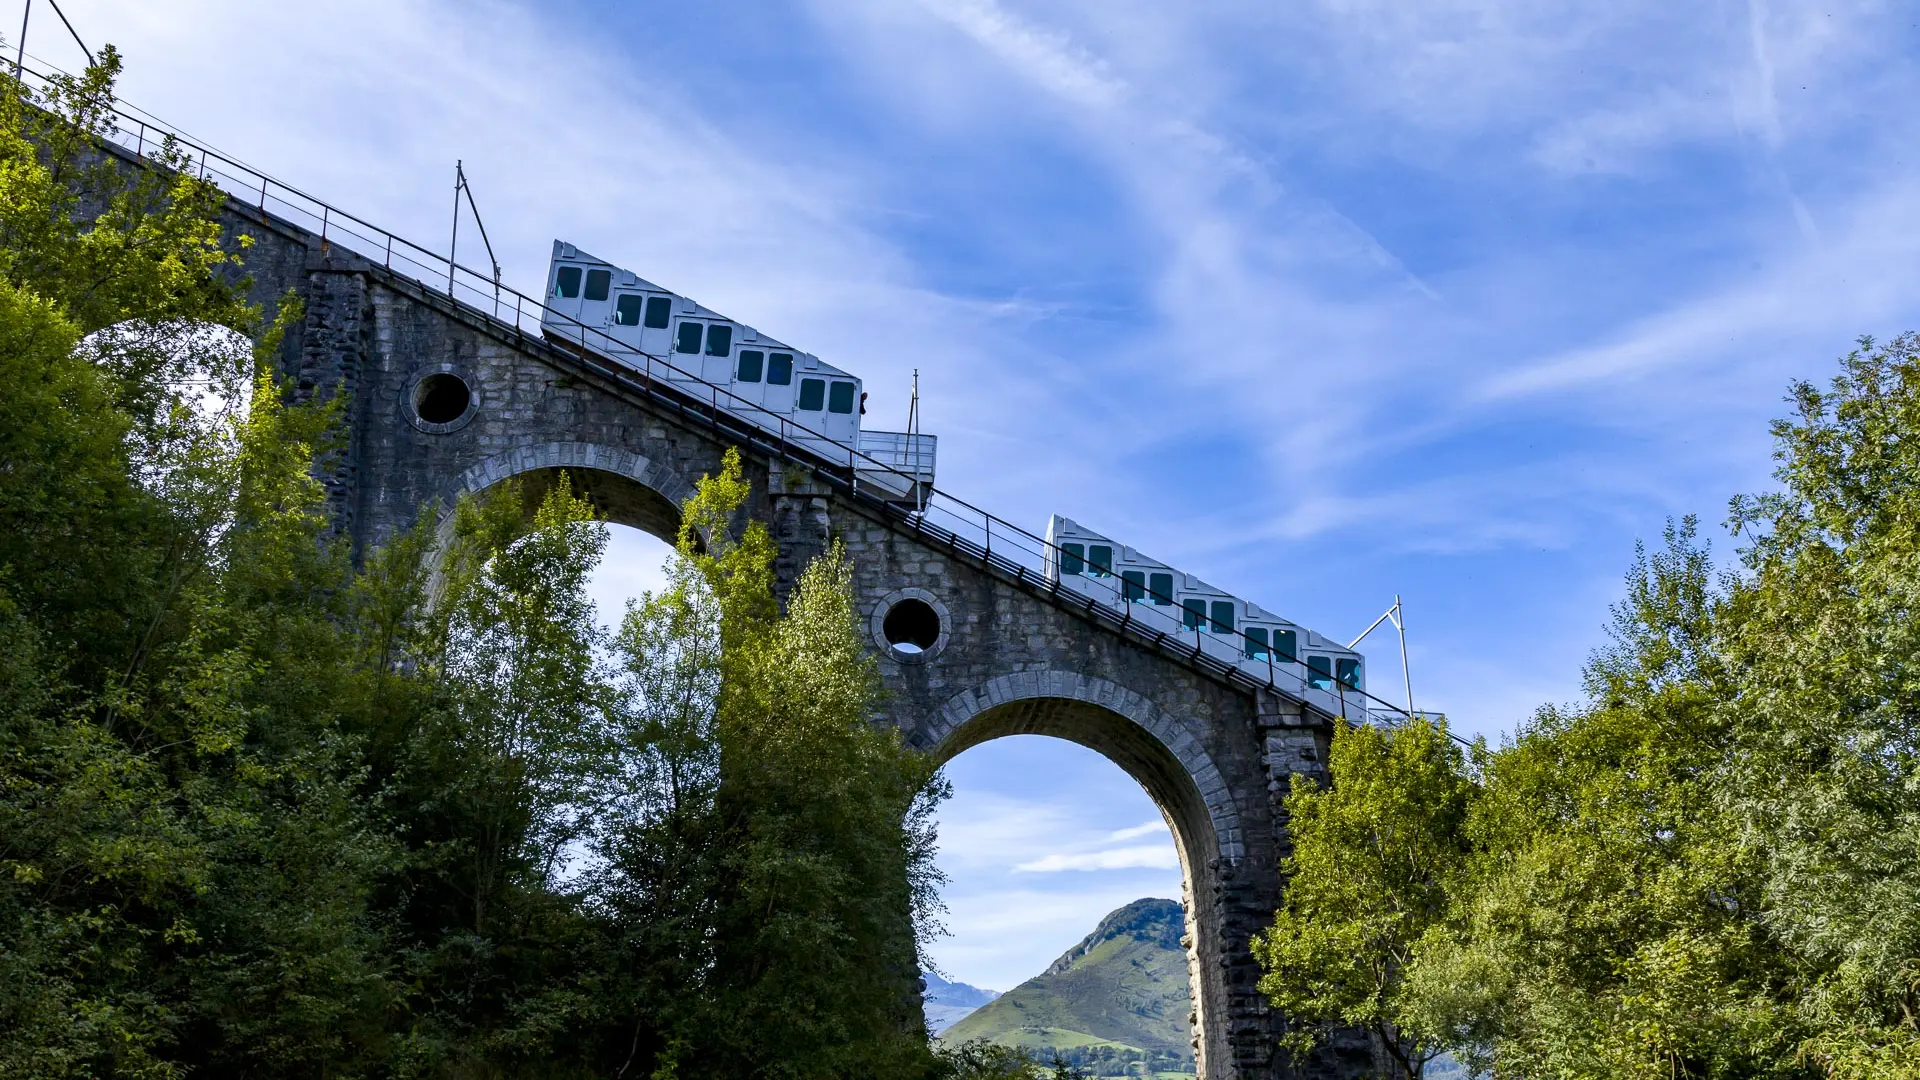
<box><xmin>1349</xmin><ymin>339</ymin><xmax>1920</xmax><ymax>1078</ymax></box>
<box><xmin>0</xmin><ymin>50</ymin><xmax>404</xmax><ymax>1078</ymax></box>
<box><xmin>1252</xmin><ymin>716</ymin><xmax>1475</xmax><ymax>1078</ymax></box>
<box><xmin>590</xmin><ymin>449</ymin><xmax>947</xmax><ymax>1080</ymax></box>
<box><xmin>1718</xmin><ymin>333</ymin><xmax>1920</xmax><ymax>1077</ymax></box>
<box><xmin>0</xmin><ymin>47</ymin><xmax>950</xmax><ymax>1080</ymax></box>
<box><xmin>1408</xmin><ymin>520</ymin><xmax>1805</xmax><ymax>1080</ymax></box>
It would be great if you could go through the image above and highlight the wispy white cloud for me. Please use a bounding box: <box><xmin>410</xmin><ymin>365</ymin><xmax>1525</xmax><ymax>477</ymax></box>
<box><xmin>1015</xmin><ymin>845</ymin><xmax>1180</xmax><ymax>873</ymax></box>
<box><xmin>915</xmin><ymin>0</ymin><xmax>1127</xmax><ymax>109</ymax></box>
<box><xmin>1105</xmin><ymin>819</ymin><xmax>1169</xmax><ymax>843</ymax></box>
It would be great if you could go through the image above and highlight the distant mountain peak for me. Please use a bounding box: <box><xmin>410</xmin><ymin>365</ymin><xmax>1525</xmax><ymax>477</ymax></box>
<box><xmin>941</xmin><ymin>897</ymin><xmax>1195</xmax><ymax>1072</ymax></box>
<box><xmin>1044</xmin><ymin>897</ymin><xmax>1184</xmax><ymax>977</ymax></box>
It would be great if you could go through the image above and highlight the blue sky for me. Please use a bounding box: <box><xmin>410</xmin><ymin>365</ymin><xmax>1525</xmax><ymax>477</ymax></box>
<box><xmin>52</xmin><ymin>0</ymin><xmax>1920</xmax><ymax>991</ymax></box>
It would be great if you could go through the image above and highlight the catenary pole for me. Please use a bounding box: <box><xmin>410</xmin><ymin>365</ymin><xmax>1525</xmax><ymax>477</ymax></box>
<box><xmin>15</xmin><ymin>0</ymin><xmax>29</xmax><ymax>79</ymax></box>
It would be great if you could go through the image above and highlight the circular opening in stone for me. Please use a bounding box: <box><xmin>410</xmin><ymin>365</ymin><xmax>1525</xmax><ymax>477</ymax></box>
<box><xmin>414</xmin><ymin>373</ymin><xmax>471</xmax><ymax>425</ymax></box>
<box><xmin>882</xmin><ymin>597</ymin><xmax>941</xmax><ymax>654</ymax></box>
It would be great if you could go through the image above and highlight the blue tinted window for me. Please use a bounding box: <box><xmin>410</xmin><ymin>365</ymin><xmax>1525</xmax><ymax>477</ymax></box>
<box><xmin>1122</xmin><ymin>570</ymin><xmax>1145</xmax><ymax>601</ymax></box>
<box><xmin>1183</xmin><ymin>598</ymin><xmax>1206</xmax><ymax>631</ymax></box>
<box><xmin>1246</xmin><ymin>627</ymin><xmax>1269</xmax><ymax>659</ymax></box>
<box><xmin>1210</xmin><ymin>601</ymin><xmax>1235</xmax><ymax>633</ymax></box>
<box><xmin>614</xmin><ymin>294</ymin><xmax>642</xmax><ymax>326</ymax></box>
<box><xmin>1308</xmin><ymin>655</ymin><xmax>1334</xmax><ymax>691</ymax></box>
<box><xmin>1088</xmin><ymin>545</ymin><xmax>1113</xmax><ymax>577</ymax></box>
<box><xmin>555</xmin><ymin>266</ymin><xmax>581</xmax><ymax>298</ymax></box>
<box><xmin>797</xmin><ymin>378</ymin><xmax>826</xmax><ymax>410</ymax></box>
<box><xmin>768</xmin><ymin>353</ymin><xmax>794</xmax><ymax>385</ymax></box>
<box><xmin>584</xmin><ymin>269</ymin><xmax>611</xmax><ymax>302</ymax></box>
<box><xmin>1272</xmin><ymin>628</ymin><xmax>1297</xmax><ymax>662</ymax></box>
<box><xmin>705</xmin><ymin>324</ymin><xmax>733</xmax><ymax>356</ymax></box>
<box><xmin>675</xmin><ymin>321</ymin><xmax>703</xmax><ymax>354</ymax></box>
<box><xmin>1061</xmin><ymin>543</ymin><xmax>1085</xmax><ymax>575</ymax></box>
<box><xmin>828</xmin><ymin>381</ymin><xmax>856</xmax><ymax>413</ymax></box>
<box><xmin>644</xmin><ymin>296</ymin><xmax>672</xmax><ymax>329</ymax></box>
<box><xmin>737</xmin><ymin>350</ymin><xmax>764</xmax><ymax>382</ymax></box>
<box><xmin>1337</xmin><ymin>658</ymin><xmax>1361</xmax><ymax>690</ymax></box>
<box><xmin>1150</xmin><ymin>572</ymin><xmax>1173</xmax><ymax>606</ymax></box>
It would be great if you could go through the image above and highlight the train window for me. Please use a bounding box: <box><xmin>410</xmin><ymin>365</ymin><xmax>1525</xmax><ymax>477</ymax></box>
<box><xmin>1060</xmin><ymin>543</ymin><xmax>1085</xmax><ymax>575</ymax></box>
<box><xmin>1088</xmin><ymin>545</ymin><xmax>1113</xmax><ymax>577</ymax></box>
<box><xmin>737</xmin><ymin>350</ymin><xmax>765</xmax><ymax>382</ymax></box>
<box><xmin>1246</xmin><ymin>627</ymin><xmax>1269</xmax><ymax>660</ymax></box>
<box><xmin>1150</xmin><ymin>572</ymin><xmax>1173</xmax><ymax>606</ymax></box>
<box><xmin>614</xmin><ymin>294</ymin><xmax>643</xmax><ymax>326</ymax></box>
<box><xmin>1307</xmin><ymin>655</ymin><xmax>1334</xmax><ymax>691</ymax></box>
<box><xmin>705</xmin><ymin>324</ymin><xmax>733</xmax><ymax>356</ymax></box>
<box><xmin>1272</xmin><ymin>628</ymin><xmax>1297</xmax><ymax>663</ymax></box>
<box><xmin>1210</xmin><ymin>601</ymin><xmax>1235</xmax><ymax>633</ymax></box>
<box><xmin>768</xmin><ymin>353</ymin><xmax>794</xmax><ymax>385</ymax></box>
<box><xmin>675</xmin><ymin>321</ymin><xmax>703</xmax><ymax>354</ymax></box>
<box><xmin>1337</xmin><ymin>658</ymin><xmax>1361</xmax><ymax>690</ymax></box>
<box><xmin>828</xmin><ymin>382</ymin><xmax>856</xmax><ymax>413</ymax></box>
<box><xmin>1182</xmin><ymin>598</ymin><xmax>1206</xmax><ymax>631</ymax></box>
<box><xmin>555</xmin><ymin>266</ymin><xmax>582</xmax><ymax>298</ymax></box>
<box><xmin>644</xmin><ymin>296</ymin><xmax>672</xmax><ymax>329</ymax></box>
<box><xmin>1122</xmin><ymin>570</ymin><xmax>1145</xmax><ymax>601</ymax></box>
<box><xmin>798</xmin><ymin>378</ymin><xmax>826</xmax><ymax>410</ymax></box>
<box><xmin>584</xmin><ymin>269</ymin><xmax>611</xmax><ymax>302</ymax></box>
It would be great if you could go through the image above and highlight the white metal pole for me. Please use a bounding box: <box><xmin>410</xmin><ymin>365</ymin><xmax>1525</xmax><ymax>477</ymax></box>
<box><xmin>1396</xmin><ymin>595</ymin><xmax>1414</xmax><ymax>720</ymax></box>
<box><xmin>448</xmin><ymin>161</ymin><xmax>461</xmax><ymax>296</ymax></box>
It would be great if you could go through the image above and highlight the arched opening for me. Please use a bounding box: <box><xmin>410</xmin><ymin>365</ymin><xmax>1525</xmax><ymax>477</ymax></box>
<box><xmin>496</xmin><ymin>466</ymin><xmax>685</xmax><ymax>552</ymax></box>
<box><xmin>925</xmin><ymin>692</ymin><xmax>1233</xmax><ymax>1080</ymax></box>
<box><xmin>430</xmin><ymin>445</ymin><xmax>701</xmax><ymax>602</ymax></box>
<box><xmin>929</xmin><ymin>734</ymin><xmax>1194</xmax><ymax>1077</ymax></box>
<box><xmin>585</xmin><ymin>522</ymin><xmax>680</xmax><ymax>635</ymax></box>
<box><xmin>454</xmin><ymin>463</ymin><xmax>691</xmax><ymax>637</ymax></box>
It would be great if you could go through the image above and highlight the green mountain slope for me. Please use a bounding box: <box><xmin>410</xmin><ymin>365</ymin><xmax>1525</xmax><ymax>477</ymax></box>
<box><xmin>943</xmin><ymin>898</ymin><xmax>1194</xmax><ymax>1075</ymax></box>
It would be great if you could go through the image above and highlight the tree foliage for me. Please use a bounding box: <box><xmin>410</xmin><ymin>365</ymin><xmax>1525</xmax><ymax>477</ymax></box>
<box><xmin>0</xmin><ymin>55</ymin><xmax>947</xmax><ymax>1080</ymax></box>
<box><xmin>1251</xmin><ymin>718</ymin><xmax>1474</xmax><ymax>1078</ymax></box>
<box><xmin>1258</xmin><ymin>335</ymin><xmax>1920</xmax><ymax>1078</ymax></box>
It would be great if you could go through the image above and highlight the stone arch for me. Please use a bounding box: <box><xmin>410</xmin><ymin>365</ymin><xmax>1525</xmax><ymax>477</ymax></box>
<box><xmin>422</xmin><ymin>441</ymin><xmax>700</xmax><ymax>603</ymax></box>
<box><xmin>447</xmin><ymin>440</ymin><xmax>697</xmax><ymax>545</ymax></box>
<box><xmin>917</xmin><ymin>672</ymin><xmax>1242</xmax><ymax>1080</ymax></box>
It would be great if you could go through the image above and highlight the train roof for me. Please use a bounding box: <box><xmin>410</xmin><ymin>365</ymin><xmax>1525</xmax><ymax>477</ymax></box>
<box><xmin>547</xmin><ymin>240</ymin><xmax>858</xmax><ymax>381</ymax></box>
<box><xmin>1046</xmin><ymin>514</ymin><xmax>1359</xmax><ymax>657</ymax></box>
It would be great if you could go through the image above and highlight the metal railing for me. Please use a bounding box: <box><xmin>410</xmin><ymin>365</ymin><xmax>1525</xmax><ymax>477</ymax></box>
<box><xmin>854</xmin><ymin>431</ymin><xmax>938</xmax><ymax>479</ymax></box>
<box><xmin>10</xmin><ymin>55</ymin><xmax>1435</xmax><ymax>733</ymax></box>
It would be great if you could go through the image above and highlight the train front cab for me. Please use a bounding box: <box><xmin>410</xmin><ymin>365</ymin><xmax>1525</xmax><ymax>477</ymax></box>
<box><xmin>544</xmin><ymin>241</ymin><xmax>865</xmax><ymax>451</ymax></box>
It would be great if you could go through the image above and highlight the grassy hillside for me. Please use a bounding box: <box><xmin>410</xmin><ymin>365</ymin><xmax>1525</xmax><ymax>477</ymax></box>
<box><xmin>942</xmin><ymin>898</ymin><xmax>1194</xmax><ymax>1076</ymax></box>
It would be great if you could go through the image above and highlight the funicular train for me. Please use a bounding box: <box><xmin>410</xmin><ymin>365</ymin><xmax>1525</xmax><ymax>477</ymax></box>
<box><xmin>1044</xmin><ymin>516</ymin><xmax>1366</xmax><ymax>716</ymax></box>
<box><xmin>541</xmin><ymin>242</ymin><xmax>1367</xmax><ymax>708</ymax></box>
<box><xmin>541</xmin><ymin>241</ymin><xmax>936</xmax><ymax>503</ymax></box>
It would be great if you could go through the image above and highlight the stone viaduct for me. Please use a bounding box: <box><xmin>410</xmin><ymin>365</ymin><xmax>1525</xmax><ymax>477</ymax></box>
<box><xmin>129</xmin><ymin>137</ymin><xmax>1375</xmax><ymax>1079</ymax></box>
